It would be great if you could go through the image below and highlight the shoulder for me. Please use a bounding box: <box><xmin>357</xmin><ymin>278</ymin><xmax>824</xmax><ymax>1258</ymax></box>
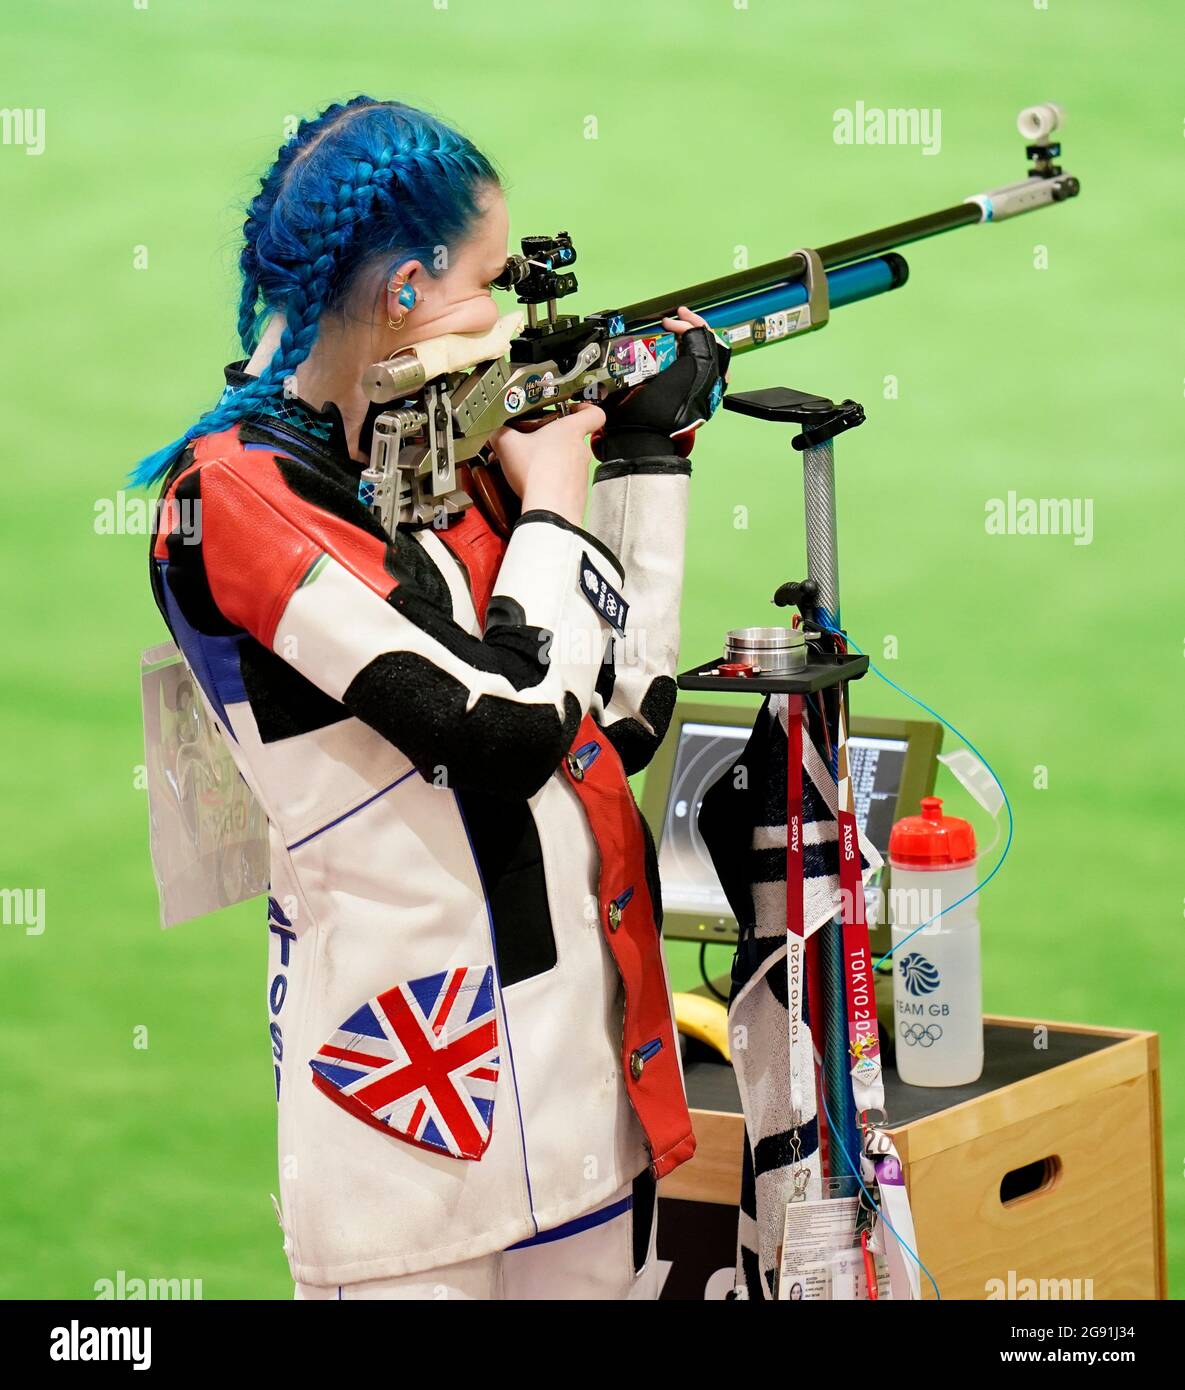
<box><xmin>153</xmin><ymin>425</ymin><xmax>407</xmax><ymax>645</ymax></box>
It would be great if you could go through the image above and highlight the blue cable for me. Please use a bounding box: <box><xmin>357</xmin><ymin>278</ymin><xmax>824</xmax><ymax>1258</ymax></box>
<box><xmin>816</xmin><ymin>1069</ymin><xmax>943</xmax><ymax>1300</ymax></box>
<box><xmin>804</xmin><ymin>624</ymin><xmax>1015</xmax><ymax>1300</ymax></box>
<box><xmin>820</xmin><ymin>625</ymin><xmax>1015</xmax><ymax>968</ymax></box>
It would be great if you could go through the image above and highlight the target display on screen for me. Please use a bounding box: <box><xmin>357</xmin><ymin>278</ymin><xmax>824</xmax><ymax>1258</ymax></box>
<box><xmin>656</xmin><ymin>721</ymin><xmax>752</xmax><ymax>917</ymax></box>
<box><xmin>654</xmin><ymin>719</ymin><xmax>911</xmax><ymax>922</ymax></box>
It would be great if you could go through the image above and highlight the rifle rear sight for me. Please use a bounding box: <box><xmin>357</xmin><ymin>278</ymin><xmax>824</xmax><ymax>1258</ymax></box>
<box><xmin>493</xmin><ymin>232</ymin><xmax>579</xmax><ymax>333</ymax></box>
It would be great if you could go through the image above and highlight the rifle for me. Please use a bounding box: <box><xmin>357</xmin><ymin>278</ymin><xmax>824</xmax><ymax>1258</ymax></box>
<box><xmin>359</xmin><ymin>102</ymin><xmax>1078</xmax><ymax>531</ymax></box>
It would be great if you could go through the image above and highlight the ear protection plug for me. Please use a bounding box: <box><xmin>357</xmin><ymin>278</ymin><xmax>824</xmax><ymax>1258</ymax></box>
<box><xmin>387</xmin><ymin>272</ymin><xmax>417</xmax><ymax>330</ymax></box>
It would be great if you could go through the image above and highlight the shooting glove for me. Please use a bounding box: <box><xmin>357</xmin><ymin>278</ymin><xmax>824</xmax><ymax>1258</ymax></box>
<box><xmin>593</xmin><ymin>325</ymin><xmax>731</xmax><ymax>463</ymax></box>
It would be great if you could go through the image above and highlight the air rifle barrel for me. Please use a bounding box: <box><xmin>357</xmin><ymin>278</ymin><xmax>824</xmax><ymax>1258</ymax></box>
<box><xmin>358</xmin><ymin>106</ymin><xmax>1079</xmax><ymax>527</ymax></box>
<box><xmin>617</xmin><ymin>166</ymin><xmax>1078</xmax><ymax>330</ymax></box>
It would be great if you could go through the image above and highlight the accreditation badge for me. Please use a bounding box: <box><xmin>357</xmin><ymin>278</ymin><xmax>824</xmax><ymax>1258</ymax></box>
<box><xmin>140</xmin><ymin>642</ymin><xmax>268</xmax><ymax>927</ymax></box>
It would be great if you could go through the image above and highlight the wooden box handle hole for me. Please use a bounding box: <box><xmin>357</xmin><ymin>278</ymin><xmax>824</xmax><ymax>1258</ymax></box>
<box><xmin>1000</xmin><ymin>1155</ymin><xmax>1062</xmax><ymax>1207</ymax></box>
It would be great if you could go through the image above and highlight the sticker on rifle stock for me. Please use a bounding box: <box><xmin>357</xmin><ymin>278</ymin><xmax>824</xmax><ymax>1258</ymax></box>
<box><xmin>578</xmin><ymin>551</ymin><xmax>629</xmax><ymax>635</ymax></box>
<box><xmin>523</xmin><ymin>374</ymin><xmax>544</xmax><ymax>405</ymax></box>
<box><xmin>623</xmin><ymin>337</ymin><xmax>658</xmax><ymax>387</ymax></box>
<box><xmin>654</xmin><ymin>333</ymin><xmax>677</xmax><ymax>371</ymax></box>
<box><xmin>504</xmin><ymin>385</ymin><xmax>526</xmax><ymax>413</ymax></box>
<box><xmin>608</xmin><ymin>341</ymin><xmax>633</xmax><ymax>381</ymax></box>
<box><xmin>764</xmin><ymin>306</ymin><xmax>811</xmax><ymax>341</ymax></box>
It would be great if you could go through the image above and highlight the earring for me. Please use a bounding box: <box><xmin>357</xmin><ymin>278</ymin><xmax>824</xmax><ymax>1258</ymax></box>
<box><xmin>387</xmin><ymin>274</ymin><xmax>416</xmax><ymax>331</ymax></box>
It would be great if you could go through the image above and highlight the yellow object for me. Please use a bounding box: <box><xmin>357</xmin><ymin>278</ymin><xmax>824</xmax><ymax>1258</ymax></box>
<box><xmin>673</xmin><ymin>992</ymin><xmax>731</xmax><ymax>1062</ymax></box>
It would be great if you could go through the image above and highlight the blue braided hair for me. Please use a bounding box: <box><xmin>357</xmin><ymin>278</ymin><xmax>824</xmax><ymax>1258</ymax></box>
<box><xmin>130</xmin><ymin>97</ymin><xmax>500</xmax><ymax>487</ymax></box>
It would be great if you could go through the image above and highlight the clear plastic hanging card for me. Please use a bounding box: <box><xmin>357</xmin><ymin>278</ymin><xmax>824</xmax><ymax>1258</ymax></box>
<box><xmin>140</xmin><ymin>642</ymin><xmax>268</xmax><ymax>927</ymax></box>
<box><xmin>779</xmin><ymin>1194</ymin><xmax>889</xmax><ymax>1300</ymax></box>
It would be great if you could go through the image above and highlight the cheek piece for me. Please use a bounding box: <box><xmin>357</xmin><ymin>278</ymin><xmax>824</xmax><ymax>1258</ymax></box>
<box><xmin>368</xmin><ymin>310</ymin><xmax>527</xmax><ymax>392</ymax></box>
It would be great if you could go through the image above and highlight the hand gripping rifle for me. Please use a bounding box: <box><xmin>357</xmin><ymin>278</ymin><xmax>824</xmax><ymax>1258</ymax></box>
<box><xmin>359</xmin><ymin>102</ymin><xmax>1078</xmax><ymax>532</ymax></box>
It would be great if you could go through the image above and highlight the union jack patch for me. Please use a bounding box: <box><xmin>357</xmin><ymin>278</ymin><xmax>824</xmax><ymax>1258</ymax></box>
<box><xmin>310</xmin><ymin>966</ymin><xmax>499</xmax><ymax>1160</ymax></box>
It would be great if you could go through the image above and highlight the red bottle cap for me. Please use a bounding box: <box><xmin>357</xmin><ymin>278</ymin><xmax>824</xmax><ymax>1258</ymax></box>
<box><xmin>889</xmin><ymin>796</ymin><xmax>976</xmax><ymax>868</ymax></box>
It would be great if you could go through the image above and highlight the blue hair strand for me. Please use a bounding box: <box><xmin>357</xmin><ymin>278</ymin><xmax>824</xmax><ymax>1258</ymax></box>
<box><xmin>129</xmin><ymin>96</ymin><xmax>499</xmax><ymax>489</ymax></box>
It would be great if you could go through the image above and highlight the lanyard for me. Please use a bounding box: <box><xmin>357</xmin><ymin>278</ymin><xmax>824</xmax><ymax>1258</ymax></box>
<box><xmin>785</xmin><ymin>694</ymin><xmax>808</xmax><ymax>1121</ymax></box>
<box><xmin>783</xmin><ymin>688</ymin><xmax>920</xmax><ymax>1300</ymax></box>
<box><xmin>868</xmin><ymin>1144</ymin><xmax>922</xmax><ymax>1301</ymax></box>
<box><xmin>835</xmin><ymin>701</ymin><xmax>883</xmax><ymax>1114</ymax></box>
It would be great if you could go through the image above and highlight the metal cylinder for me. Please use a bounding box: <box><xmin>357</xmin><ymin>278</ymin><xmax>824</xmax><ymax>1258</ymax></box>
<box><xmin>802</xmin><ymin>440</ymin><xmax>840</xmax><ymax>628</ymax></box>
<box><xmin>362</xmin><ymin>353</ymin><xmax>427</xmax><ymax>403</ymax></box>
<box><xmin>724</xmin><ymin>626</ymin><xmax>807</xmax><ymax>675</ymax></box>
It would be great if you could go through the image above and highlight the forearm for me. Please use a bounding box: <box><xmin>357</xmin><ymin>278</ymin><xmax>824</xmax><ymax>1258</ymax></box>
<box><xmin>579</xmin><ymin>314</ymin><xmax>728</xmax><ymax>769</ymax></box>
<box><xmin>304</xmin><ymin>514</ymin><xmax>621</xmax><ymax>796</ymax></box>
<box><xmin>520</xmin><ymin>468</ymin><xmax>588</xmax><ymax>528</ymax></box>
<box><xmin>584</xmin><ymin>455</ymin><xmax>691</xmax><ymax>772</ymax></box>
<box><xmin>183</xmin><ymin>456</ymin><xmax>623</xmax><ymax>799</ymax></box>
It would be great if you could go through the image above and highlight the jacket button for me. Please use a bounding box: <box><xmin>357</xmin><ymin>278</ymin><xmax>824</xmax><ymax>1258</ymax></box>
<box><xmin>565</xmin><ymin>752</ymin><xmax>584</xmax><ymax>781</ymax></box>
<box><xmin>630</xmin><ymin>1049</ymin><xmax>644</xmax><ymax>1080</ymax></box>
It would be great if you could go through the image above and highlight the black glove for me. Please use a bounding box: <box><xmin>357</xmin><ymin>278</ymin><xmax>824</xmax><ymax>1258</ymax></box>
<box><xmin>593</xmin><ymin>325</ymin><xmax>731</xmax><ymax>462</ymax></box>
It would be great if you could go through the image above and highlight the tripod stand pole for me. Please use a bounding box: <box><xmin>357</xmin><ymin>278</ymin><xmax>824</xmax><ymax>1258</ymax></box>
<box><xmin>800</xmin><ymin>436</ymin><xmax>861</xmax><ymax>1197</ymax></box>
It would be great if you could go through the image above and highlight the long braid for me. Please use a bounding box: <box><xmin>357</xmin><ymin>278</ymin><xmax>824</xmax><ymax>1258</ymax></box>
<box><xmin>236</xmin><ymin>97</ymin><xmax>365</xmax><ymax>355</ymax></box>
<box><xmin>130</xmin><ymin>99</ymin><xmax>498</xmax><ymax>487</ymax></box>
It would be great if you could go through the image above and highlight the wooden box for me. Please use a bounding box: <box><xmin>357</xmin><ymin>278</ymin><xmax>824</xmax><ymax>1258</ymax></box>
<box><xmin>659</xmin><ymin>1015</ymin><xmax>1166</xmax><ymax>1300</ymax></box>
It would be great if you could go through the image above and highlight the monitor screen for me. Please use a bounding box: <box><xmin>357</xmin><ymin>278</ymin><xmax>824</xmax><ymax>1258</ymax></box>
<box><xmin>656</xmin><ymin>721</ymin><xmax>751</xmax><ymax>917</ymax></box>
<box><xmin>656</xmin><ymin>719</ymin><xmax>910</xmax><ymax>918</ymax></box>
<box><xmin>847</xmin><ymin>734</ymin><xmax>909</xmax><ymax>858</ymax></box>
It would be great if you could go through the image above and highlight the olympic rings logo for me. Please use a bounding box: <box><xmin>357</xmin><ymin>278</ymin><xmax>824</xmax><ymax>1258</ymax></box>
<box><xmin>899</xmin><ymin>1023</ymin><xmax>944</xmax><ymax>1048</ymax></box>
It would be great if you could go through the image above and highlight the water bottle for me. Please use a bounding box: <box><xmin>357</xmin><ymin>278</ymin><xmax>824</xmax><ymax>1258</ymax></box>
<box><xmin>888</xmin><ymin>796</ymin><xmax>982</xmax><ymax>1086</ymax></box>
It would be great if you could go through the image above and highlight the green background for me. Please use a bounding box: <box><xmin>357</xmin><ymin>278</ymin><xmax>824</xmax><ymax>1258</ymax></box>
<box><xmin>2</xmin><ymin>0</ymin><xmax>1180</xmax><ymax>1299</ymax></box>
